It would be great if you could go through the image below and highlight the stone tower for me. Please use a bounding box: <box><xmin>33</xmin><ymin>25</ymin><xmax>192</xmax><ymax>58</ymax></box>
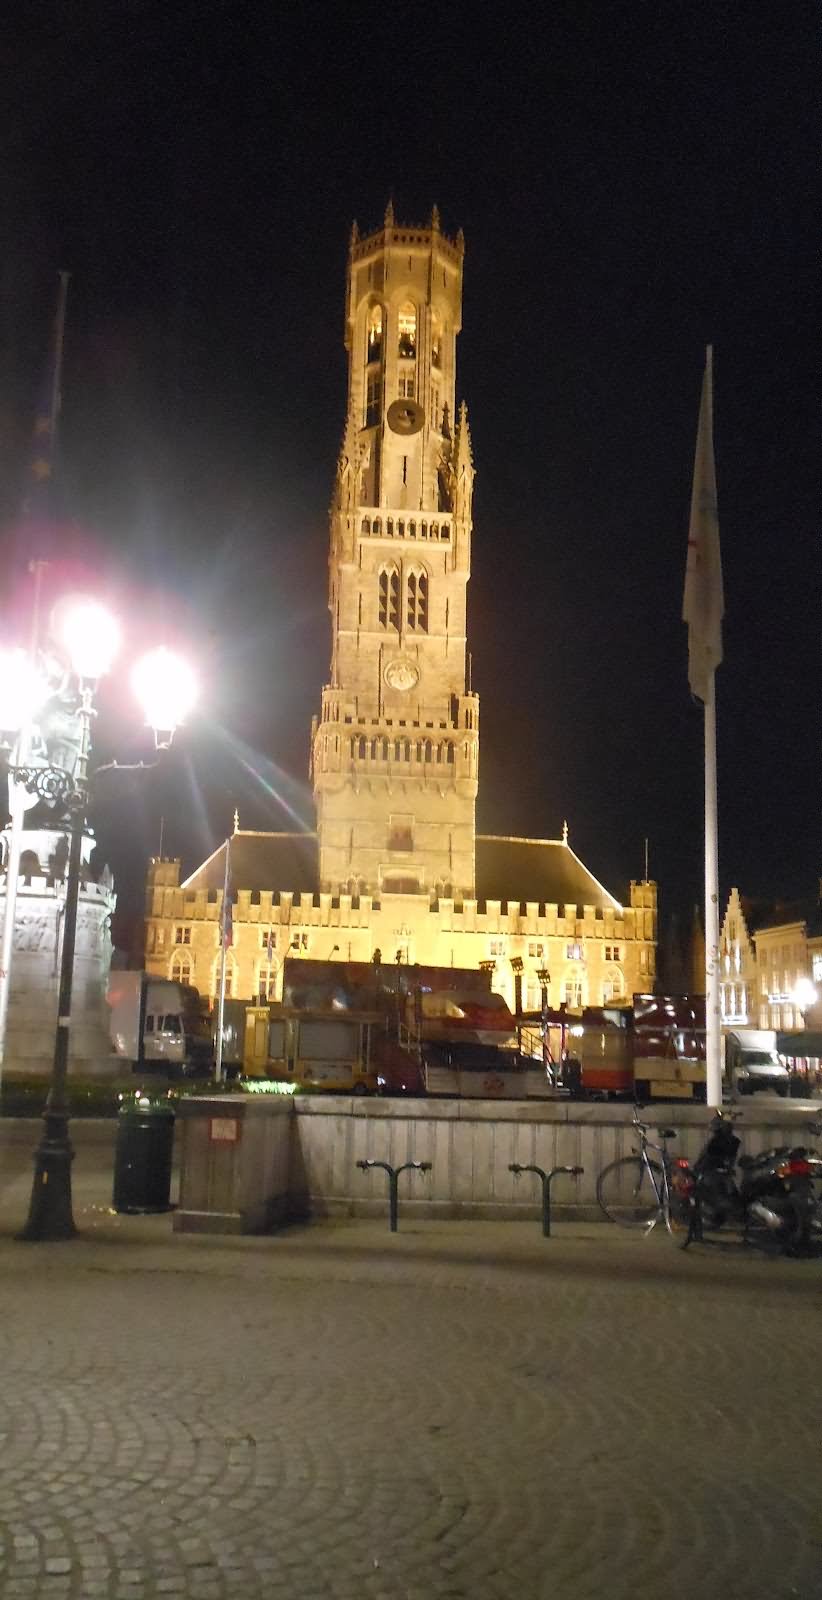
<box><xmin>312</xmin><ymin>206</ymin><xmax>479</xmax><ymax>900</ymax></box>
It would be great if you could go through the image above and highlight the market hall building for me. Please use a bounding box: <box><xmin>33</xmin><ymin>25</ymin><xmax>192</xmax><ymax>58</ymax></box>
<box><xmin>144</xmin><ymin>208</ymin><xmax>657</xmax><ymax>1014</ymax></box>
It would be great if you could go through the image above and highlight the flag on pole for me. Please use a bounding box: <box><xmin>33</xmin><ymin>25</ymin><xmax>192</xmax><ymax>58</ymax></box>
<box><xmin>682</xmin><ymin>345</ymin><xmax>724</xmax><ymax>702</ymax></box>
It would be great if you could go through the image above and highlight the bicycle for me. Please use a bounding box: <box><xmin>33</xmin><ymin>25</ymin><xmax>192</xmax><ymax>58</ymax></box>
<box><xmin>597</xmin><ymin>1107</ymin><xmax>691</xmax><ymax>1234</ymax></box>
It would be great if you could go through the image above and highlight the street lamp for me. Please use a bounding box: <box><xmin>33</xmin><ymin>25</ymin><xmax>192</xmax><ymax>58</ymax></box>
<box><xmin>536</xmin><ymin>967</ymin><xmax>553</xmax><ymax>1088</ymax></box>
<box><xmin>0</xmin><ymin>596</ymin><xmax>197</xmax><ymax>1242</ymax></box>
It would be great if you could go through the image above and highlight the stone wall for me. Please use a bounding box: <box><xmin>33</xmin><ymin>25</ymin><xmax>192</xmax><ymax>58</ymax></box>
<box><xmin>175</xmin><ymin>1094</ymin><xmax>817</xmax><ymax>1232</ymax></box>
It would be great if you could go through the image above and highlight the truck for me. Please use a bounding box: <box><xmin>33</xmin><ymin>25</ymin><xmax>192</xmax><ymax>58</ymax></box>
<box><xmin>107</xmin><ymin>971</ymin><xmax>213</xmax><ymax>1076</ymax></box>
<box><xmin>244</xmin><ymin>959</ymin><xmax>552</xmax><ymax>1098</ymax></box>
<box><xmin>565</xmin><ymin>995</ymin><xmax>707</xmax><ymax>1101</ymax></box>
<box><xmin>723</xmin><ymin>1029</ymin><xmax>789</xmax><ymax>1096</ymax></box>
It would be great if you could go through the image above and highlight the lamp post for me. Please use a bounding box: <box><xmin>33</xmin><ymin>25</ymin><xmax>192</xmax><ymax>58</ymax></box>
<box><xmin>537</xmin><ymin>967</ymin><xmax>552</xmax><ymax>1087</ymax></box>
<box><xmin>0</xmin><ymin>599</ymin><xmax>197</xmax><ymax>1243</ymax></box>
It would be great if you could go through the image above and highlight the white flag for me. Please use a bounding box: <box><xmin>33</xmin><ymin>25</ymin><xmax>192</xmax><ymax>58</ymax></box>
<box><xmin>683</xmin><ymin>346</ymin><xmax>724</xmax><ymax>701</ymax></box>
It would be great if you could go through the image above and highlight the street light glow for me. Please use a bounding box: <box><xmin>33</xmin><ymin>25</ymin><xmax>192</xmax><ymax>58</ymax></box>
<box><xmin>0</xmin><ymin>649</ymin><xmax>50</xmax><ymax>736</ymax></box>
<box><xmin>792</xmin><ymin>978</ymin><xmax>817</xmax><ymax>1012</ymax></box>
<box><xmin>131</xmin><ymin>647</ymin><xmax>197</xmax><ymax>735</ymax></box>
<box><xmin>52</xmin><ymin>595</ymin><xmax>121</xmax><ymax>680</ymax></box>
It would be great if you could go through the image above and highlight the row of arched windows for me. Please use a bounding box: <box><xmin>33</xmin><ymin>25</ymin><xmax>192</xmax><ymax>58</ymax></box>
<box><xmin>378</xmin><ymin>565</ymin><xmax>428</xmax><ymax>632</ymax></box>
<box><xmin>361</xmin><ymin>516</ymin><xmax>450</xmax><ymax>541</ymax></box>
<box><xmin>352</xmin><ymin>736</ymin><xmax>456</xmax><ymax>764</ymax></box>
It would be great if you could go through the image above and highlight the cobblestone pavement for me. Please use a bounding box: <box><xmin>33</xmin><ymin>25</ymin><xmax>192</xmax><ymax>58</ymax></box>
<box><xmin>1</xmin><ymin>1121</ymin><xmax>821</xmax><ymax>1598</ymax></box>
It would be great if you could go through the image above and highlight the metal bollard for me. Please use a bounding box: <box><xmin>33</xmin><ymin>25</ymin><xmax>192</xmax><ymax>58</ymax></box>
<box><xmin>356</xmin><ymin>1158</ymin><xmax>432</xmax><ymax>1231</ymax></box>
<box><xmin>509</xmin><ymin>1162</ymin><xmax>584</xmax><ymax>1236</ymax></box>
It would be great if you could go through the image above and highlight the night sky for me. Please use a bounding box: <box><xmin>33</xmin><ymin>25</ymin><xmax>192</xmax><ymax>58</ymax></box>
<box><xmin>1</xmin><ymin>3</ymin><xmax>818</xmax><ymax>953</ymax></box>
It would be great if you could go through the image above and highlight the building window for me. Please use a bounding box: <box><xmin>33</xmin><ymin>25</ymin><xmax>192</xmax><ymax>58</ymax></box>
<box><xmin>528</xmin><ymin>943</ymin><xmax>544</xmax><ymax>958</ymax></box>
<box><xmin>378</xmin><ymin>566</ymin><xmax>400</xmax><ymax>630</ymax></box>
<box><xmin>212</xmin><ymin>957</ymin><xmax>236</xmax><ymax>1000</ymax></box>
<box><xmin>488</xmin><ymin>940</ymin><xmax>506</xmax><ymax>958</ymax></box>
<box><xmin>566</xmin><ymin>943</ymin><xmax>583</xmax><ymax>961</ymax></box>
<box><xmin>388</xmin><ymin>814</ymin><xmax>414</xmax><ymax>852</ymax></box>
<box><xmin>259</xmin><ymin>928</ymin><xmax>276</xmax><ymax>953</ymax></box>
<box><xmin>603</xmin><ymin>970</ymin><xmax>624</xmax><ymax>1002</ymax></box>
<box><xmin>365</xmin><ymin>372</ymin><xmax>381</xmax><ymax>427</ymax></box>
<box><xmin>406</xmin><ymin>569</ymin><xmax>428</xmax><ymax>632</ymax></box>
<box><xmin>398</xmin><ymin>302</ymin><xmax>417</xmax><ymax>358</ymax></box>
<box><xmin>604</xmin><ymin>945</ymin><xmax>622</xmax><ymax>962</ymax></box>
<box><xmin>170</xmin><ymin>951</ymin><xmax>193</xmax><ymax>985</ymax></box>
<box><xmin>174</xmin><ymin>926</ymin><xmax>191</xmax><ymax>945</ymax></box>
<box><xmin>257</xmin><ymin>963</ymin><xmax>277</xmax><ymax>1001</ymax></box>
<box><xmin>156</xmin><ymin>927</ymin><xmax>166</xmax><ymax>950</ymax></box>
<box><xmin>398</xmin><ymin>373</ymin><xmax>415</xmax><ymax>399</ymax></box>
<box><xmin>366</xmin><ymin>305</ymin><xmax>383</xmax><ymax>363</ymax></box>
<box><xmin>564</xmin><ymin>975</ymin><xmax>584</xmax><ymax>1009</ymax></box>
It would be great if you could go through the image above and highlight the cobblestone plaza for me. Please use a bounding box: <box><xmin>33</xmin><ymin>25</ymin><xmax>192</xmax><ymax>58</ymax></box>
<box><xmin>1</xmin><ymin>1121</ymin><xmax>820</xmax><ymax>1599</ymax></box>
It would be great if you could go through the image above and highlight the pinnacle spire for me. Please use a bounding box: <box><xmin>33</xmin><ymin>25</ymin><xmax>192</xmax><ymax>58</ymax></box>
<box><xmin>430</xmin><ymin>203</ymin><xmax>440</xmax><ymax>230</ymax></box>
<box><xmin>384</xmin><ymin>198</ymin><xmax>395</xmax><ymax>227</ymax></box>
<box><xmin>350</xmin><ymin>219</ymin><xmax>359</xmax><ymax>245</ymax></box>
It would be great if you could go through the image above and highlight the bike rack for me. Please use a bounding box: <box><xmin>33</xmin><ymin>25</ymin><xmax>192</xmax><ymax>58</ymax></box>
<box><xmin>509</xmin><ymin>1162</ymin><xmax>584</xmax><ymax>1236</ymax></box>
<box><xmin>356</xmin><ymin>1158</ymin><xmax>432</xmax><ymax>1232</ymax></box>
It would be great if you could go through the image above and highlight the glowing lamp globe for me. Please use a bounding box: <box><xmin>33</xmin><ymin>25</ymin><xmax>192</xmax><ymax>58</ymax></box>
<box><xmin>0</xmin><ymin>649</ymin><xmax>50</xmax><ymax>736</ymax></box>
<box><xmin>52</xmin><ymin>595</ymin><xmax>121</xmax><ymax>680</ymax></box>
<box><xmin>793</xmin><ymin>978</ymin><xmax>817</xmax><ymax>1012</ymax></box>
<box><xmin>131</xmin><ymin>648</ymin><xmax>197</xmax><ymax>736</ymax></box>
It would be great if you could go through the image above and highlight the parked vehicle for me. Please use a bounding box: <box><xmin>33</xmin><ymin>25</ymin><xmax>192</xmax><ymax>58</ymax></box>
<box><xmin>107</xmin><ymin>971</ymin><xmax>213</xmax><ymax>1075</ymax></box>
<box><xmin>724</xmin><ymin>1029</ymin><xmax>789</xmax><ymax>1096</ymax></box>
<box><xmin>677</xmin><ymin>1111</ymin><xmax>821</xmax><ymax>1253</ymax></box>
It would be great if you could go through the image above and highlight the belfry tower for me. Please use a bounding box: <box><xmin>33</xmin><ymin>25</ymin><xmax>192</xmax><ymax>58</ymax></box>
<box><xmin>312</xmin><ymin>205</ymin><xmax>479</xmax><ymax>900</ymax></box>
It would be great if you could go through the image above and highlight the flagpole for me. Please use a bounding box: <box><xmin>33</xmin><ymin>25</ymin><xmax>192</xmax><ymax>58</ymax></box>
<box><xmin>50</xmin><ymin>272</ymin><xmax>70</xmax><ymax>440</ymax></box>
<box><xmin>682</xmin><ymin>344</ymin><xmax>724</xmax><ymax>1109</ymax></box>
<box><xmin>215</xmin><ymin>837</ymin><xmax>230</xmax><ymax>1084</ymax></box>
<box><xmin>704</xmin><ymin>674</ymin><xmax>722</xmax><ymax>1106</ymax></box>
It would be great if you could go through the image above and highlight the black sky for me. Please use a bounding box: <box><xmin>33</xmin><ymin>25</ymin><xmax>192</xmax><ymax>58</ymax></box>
<box><xmin>1</xmin><ymin>1</ymin><xmax>818</xmax><ymax>948</ymax></box>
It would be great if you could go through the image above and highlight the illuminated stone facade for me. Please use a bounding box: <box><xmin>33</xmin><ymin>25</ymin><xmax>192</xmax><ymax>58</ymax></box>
<box><xmin>719</xmin><ymin>885</ymin><xmax>822</xmax><ymax>1031</ymax></box>
<box><xmin>144</xmin><ymin>209</ymin><xmax>657</xmax><ymax>1012</ymax></box>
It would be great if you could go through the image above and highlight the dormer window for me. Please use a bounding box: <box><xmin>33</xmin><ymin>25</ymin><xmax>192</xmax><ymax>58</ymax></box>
<box><xmin>398</xmin><ymin>303</ymin><xmax>417</xmax><ymax>359</ymax></box>
<box><xmin>367</xmin><ymin>305</ymin><xmax>383</xmax><ymax>363</ymax></box>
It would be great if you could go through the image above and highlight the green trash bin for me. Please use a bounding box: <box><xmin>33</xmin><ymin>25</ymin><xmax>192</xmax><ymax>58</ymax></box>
<box><xmin>113</xmin><ymin>1095</ymin><xmax>176</xmax><ymax>1214</ymax></box>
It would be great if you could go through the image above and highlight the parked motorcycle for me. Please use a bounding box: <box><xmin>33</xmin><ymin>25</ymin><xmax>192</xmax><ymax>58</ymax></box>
<box><xmin>673</xmin><ymin>1112</ymin><xmax>822</xmax><ymax>1254</ymax></box>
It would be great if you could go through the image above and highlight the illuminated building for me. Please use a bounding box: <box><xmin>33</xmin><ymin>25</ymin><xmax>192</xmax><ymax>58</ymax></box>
<box><xmin>145</xmin><ymin>208</ymin><xmax>657</xmax><ymax>1012</ymax></box>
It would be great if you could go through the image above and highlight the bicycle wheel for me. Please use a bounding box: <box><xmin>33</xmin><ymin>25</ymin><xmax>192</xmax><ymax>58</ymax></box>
<box><xmin>597</xmin><ymin>1157</ymin><xmax>664</xmax><ymax>1227</ymax></box>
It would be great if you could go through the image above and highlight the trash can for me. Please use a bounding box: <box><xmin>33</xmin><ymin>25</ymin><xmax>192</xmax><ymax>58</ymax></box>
<box><xmin>113</xmin><ymin>1095</ymin><xmax>176</xmax><ymax>1214</ymax></box>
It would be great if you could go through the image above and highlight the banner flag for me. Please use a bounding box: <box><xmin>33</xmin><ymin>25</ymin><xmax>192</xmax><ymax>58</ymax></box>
<box><xmin>683</xmin><ymin>345</ymin><xmax>724</xmax><ymax>702</ymax></box>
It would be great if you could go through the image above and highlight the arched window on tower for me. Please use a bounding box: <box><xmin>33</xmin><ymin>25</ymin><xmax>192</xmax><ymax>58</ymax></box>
<box><xmin>398</xmin><ymin>302</ymin><xmax>417</xmax><ymax>359</ymax></box>
<box><xmin>378</xmin><ymin>566</ymin><xmax>400</xmax><ymax>631</ymax></box>
<box><xmin>366</xmin><ymin>304</ymin><xmax>383</xmax><ymax>364</ymax></box>
<box><xmin>406</xmin><ymin>568</ymin><xmax>428</xmax><ymax>632</ymax></box>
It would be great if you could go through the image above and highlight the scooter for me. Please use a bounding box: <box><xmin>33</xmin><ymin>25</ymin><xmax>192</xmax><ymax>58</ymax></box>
<box><xmin>677</xmin><ymin>1112</ymin><xmax>821</xmax><ymax>1253</ymax></box>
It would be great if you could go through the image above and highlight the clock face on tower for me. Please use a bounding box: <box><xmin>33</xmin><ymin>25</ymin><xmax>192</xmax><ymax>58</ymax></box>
<box><xmin>383</xmin><ymin>657</ymin><xmax>420</xmax><ymax>693</ymax></box>
<box><xmin>386</xmin><ymin>398</ymin><xmax>425</xmax><ymax>436</ymax></box>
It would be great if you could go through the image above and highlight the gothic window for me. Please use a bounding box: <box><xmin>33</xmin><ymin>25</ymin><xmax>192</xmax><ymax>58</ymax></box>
<box><xmin>373</xmin><ymin>517</ymin><xmax>382</xmax><ymax>534</ymax></box>
<box><xmin>398</xmin><ymin>374</ymin><xmax>415</xmax><ymax>399</ymax></box>
<box><xmin>365</xmin><ymin>371</ymin><xmax>381</xmax><ymax>427</ymax></box>
<box><xmin>362</xmin><ymin>516</ymin><xmax>371</xmax><ymax>534</ymax></box>
<box><xmin>603</xmin><ymin>970</ymin><xmax>625</xmax><ymax>1002</ymax></box>
<box><xmin>398</xmin><ymin>302</ymin><xmax>417</xmax><ymax>358</ymax></box>
<box><xmin>170</xmin><ymin>951</ymin><xmax>193</xmax><ymax>985</ymax></box>
<box><xmin>409</xmin><ymin>520</ymin><xmax>416</xmax><ymax>538</ymax></box>
<box><xmin>366</xmin><ymin>305</ymin><xmax>383</xmax><ymax>363</ymax></box>
<box><xmin>406</xmin><ymin>568</ymin><xmax>428</xmax><ymax>632</ymax></box>
<box><xmin>387</xmin><ymin>518</ymin><xmax>394</xmax><ymax>535</ymax></box>
<box><xmin>424</xmin><ymin>739</ymin><xmax>432</xmax><ymax>761</ymax></box>
<box><xmin>421</xmin><ymin>521</ymin><xmax>428</xmax><ymax>538</ymax></box>
<box><xmin>257</xmin><ymin>962</ymin><xmax>278</xmax><ymax>1002</ymax></box>
<box><xmin>357</xmin><ymin>736</ymin><xmax>367</xmax><ymax>758</ymax></box>
<box><xmin>211</xmin><ymin>956</ymin><xmax>236</xmax><ymax>1000</ymax></box>
<box><xmin>378</xmin><ymin>566</ymin><xmax>400</xmax><ymax>630</ymax></box>
<box><xmin>564</xmin><ymin>971</ymin><xmax>584</xmax><ymax>1009</ymax></box>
